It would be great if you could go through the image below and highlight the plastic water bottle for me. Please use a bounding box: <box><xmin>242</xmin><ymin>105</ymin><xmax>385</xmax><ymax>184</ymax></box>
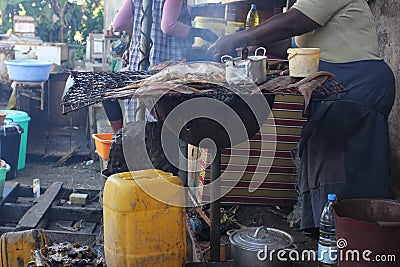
<box><xmin>32</xmin><ymin>178</ymin><xmax>40</xmax><ymax>198</ymax></box>
<box><xmin>246</xmin><ymin>4</ymin><xmax>259</xmax><ymax>30</ymax></box>
<box><xmin>318</xmin><ymin>194</ymin><xmax>338</xmax><ymax>266</ymax></box>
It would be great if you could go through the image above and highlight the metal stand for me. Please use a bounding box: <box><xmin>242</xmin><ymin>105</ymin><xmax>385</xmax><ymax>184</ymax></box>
<box><xmin>209</xmin><ymin>146</ymin><xmax>221</xmax><ymax>262</ymax></box>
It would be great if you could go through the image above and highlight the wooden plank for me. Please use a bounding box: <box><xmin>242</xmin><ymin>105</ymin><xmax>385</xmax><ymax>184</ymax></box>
<box><xmin>0</xmin><ymin>203</ymin><xmax>32</xmax><ymax>223</ymax></box>
<box><xmin>195</xmin><ymin>207</ymin><xmax>211</xmax><ymax>227</ymax></box>
<box><xmin>0</xmin><ymin>182</ymin><xmax>20</xmax><ymax>205</ymax></box>
<box><xmin>88</xmin><ymin>105</ymin><xmax>97</xmax><ymax>160</ymax></box>
<box><xmin>16</xmin><ymin>182</ymin><xmax>63</xmax><ymax>231</ymax></box>
<box><xmin>48</xmin><ymin>206</ymin><xmax>102</xmax><ymax>222</ymax></box>
<box><xmin>5</xmin><ymin>187</ymin><xmax>36</xmax><ymax>203</ymax></box>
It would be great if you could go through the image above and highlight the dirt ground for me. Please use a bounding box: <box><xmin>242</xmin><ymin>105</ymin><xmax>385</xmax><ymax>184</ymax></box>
<box><xmin>12</xmin><ymin>155</ymin><xmax>104</xmax><ymax>190</ymax></box>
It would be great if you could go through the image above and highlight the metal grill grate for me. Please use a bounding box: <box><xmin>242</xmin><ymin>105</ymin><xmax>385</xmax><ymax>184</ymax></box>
<box><xmin>267</xmin><ymin>79</ymin><xmax>347</xmax><ymax>97</ymax></box>
<box><xmin>61</xmin><ymin>71</ymin><xmax>151</xmax><ymax>114</ymax></box>
<box><xmin>60</xmin><ymin>70</ymin><xmax>347</xmax><ymax>114</ymax></box>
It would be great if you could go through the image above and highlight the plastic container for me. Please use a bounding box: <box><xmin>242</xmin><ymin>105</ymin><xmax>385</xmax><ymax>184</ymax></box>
<box><xmin>318</xmin><ymin>193</ymin><xmax>338</xmax><ymax>267</ymax></box>
<box><xmin>333</xmin><ymin>199</ymin><xmax>400</xmax><ymax>267</ymax></box>
<box><xmin>193</xmin><ymin>16</ymin><xmax>226</xmax><ymax>47</ymax></box>
<box><xmin>225</xmin><ymin>21</ymin><xmax>244</xmax><ymax>35</ymax></box>
<box><xmin>0</xmin><ymin>161</ymin><xmax>10</xmax><ymax>198</ymax></box>
<box><xmin>246</xmin><ymin>4</ymin><xmax>259</xmax><ymax>29</ymax></box>
<box><xmin>103</xmin><ymin>170</ymin><xmax>186</xmax><ymax>267</ymax></box>
<box><xmin>287</xmin><ymin>48</ymin><xmax>320</xmax><ymax>77</ymax></box>
<box><xmin>92</xmin><ymin>133</ymin><xmax>113</xmax><ymax>160</ymax></box>
<box><xmin>0</xmin><ymin>229</ymin><xmax>48</xmax><ymax>267</ymax></box>
<box><xmin>2</xmin><ymin>110</ymin><xmax>31</xmax><ymax>170</ymax></box>
<box><xmin>5</xmin><ymin>59</ymin><xmax>52</xmax><ymax>82</ymax></box>
<box><xmin>0</xmin><ymin>122</ymin><xmax>23</xmax><ymax>180</ymax></box>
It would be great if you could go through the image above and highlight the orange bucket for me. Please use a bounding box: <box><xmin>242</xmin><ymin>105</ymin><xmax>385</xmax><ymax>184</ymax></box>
<box><xmin>92</xmin><ymin>133</ymin><xmax>113</xmax><ymax>160</ymax></box>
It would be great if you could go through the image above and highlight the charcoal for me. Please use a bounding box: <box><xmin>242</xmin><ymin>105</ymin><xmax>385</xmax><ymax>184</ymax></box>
<box><xmin>107</xmin><ymin>121</ymin><xmax>178</xmax><ymax>176</ymax></box>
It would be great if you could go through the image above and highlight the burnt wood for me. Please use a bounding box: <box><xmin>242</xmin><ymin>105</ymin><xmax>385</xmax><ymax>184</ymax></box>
<box><xmin>0</xmin><ymin>203</ymin><xmax>32</xmax><ymax>223</ymax></box>
<box><xmin>47</xmin><ymin>206</ymin><xmax>102</xmax><ymax>221</ymax></box>
<box><xmin>0</xmin><ymin>182</ymin><xmax>103</xmax><ymax>246</ymax></box>
<box><xmin>15</xmin><ymin>182</ymin><xmax>63</xmax><ymax>231</ymax></box>
<box><xmin>0</xmin><ymin>182</ymin><xmax>20</xmax><ymax>205</ymax></box>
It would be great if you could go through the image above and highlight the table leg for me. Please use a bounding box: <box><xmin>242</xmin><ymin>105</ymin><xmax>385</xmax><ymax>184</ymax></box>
<box><xmin>209</xmin><ymin>146</ymin><xmax>221</xmax><ymax>262</ymax></box>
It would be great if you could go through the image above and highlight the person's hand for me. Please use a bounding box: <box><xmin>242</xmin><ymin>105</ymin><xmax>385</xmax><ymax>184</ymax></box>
<box><xmin>207</xmin><ymin>34</ymin><xmax>240</xmax><ymax>59</ymax></box>
<box><xmin>122</xmin><ymin>50</ymin><xmax>129</xmax><ymax>64</ymax></box>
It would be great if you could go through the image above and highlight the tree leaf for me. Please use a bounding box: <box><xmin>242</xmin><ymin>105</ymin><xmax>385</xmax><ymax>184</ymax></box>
<box><xmin>0</xmin><ymin>0</ymin><xmax>21</xmax><ymax>10</ymax></box>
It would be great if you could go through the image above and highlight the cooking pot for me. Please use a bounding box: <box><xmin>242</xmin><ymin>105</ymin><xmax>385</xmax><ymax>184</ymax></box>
<box><xmin>222</xmin><ymin>47</ymin><xmax>268</xmax><ymax>85</ymax></box>
<box><xmin>227</xmin><ymin>226</ymin><xmax>296</xmax><ymax>267</ymax></box>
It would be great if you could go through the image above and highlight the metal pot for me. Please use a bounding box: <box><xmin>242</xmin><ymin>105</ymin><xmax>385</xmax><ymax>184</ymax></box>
<box><xmin>222</xmin><ymin>47</ymin><xmax>268</xmax><ymax>85</ymax></box>
<box><xmin>227</xmin><ymin>226</ymin><xmax>295</xmax><ymax>267</ymax></box>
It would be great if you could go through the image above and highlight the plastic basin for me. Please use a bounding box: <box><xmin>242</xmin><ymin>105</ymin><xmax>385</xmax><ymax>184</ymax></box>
<box><xmin>0</xmin><ymin>162</ymin><xmax>11</xmax><ymax>198</ymax></box>
<box><xmin>333</xmin><ymin>199</ymin><xmax>400</xmax><ymax>267</ymax></box>
<box><xmin>5</xmin><ymin>60</ymin><xmax>52</xmax><ymax>82</ymax></box>
<box><xmin>2</xmin><ymin>110</ymin><xmax>31</xmax><ymax>170</ymax></box>
<box><xmin>92</xmin><ymin>133</ymin><xmax>113</xmax><ymax>160</ymax></box>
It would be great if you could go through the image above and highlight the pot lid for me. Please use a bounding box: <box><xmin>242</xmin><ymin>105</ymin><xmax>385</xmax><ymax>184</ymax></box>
<box><xmin>229</xmin><ymin>226</ymin><xmax>294</xmax><ymax>251</ymax></box>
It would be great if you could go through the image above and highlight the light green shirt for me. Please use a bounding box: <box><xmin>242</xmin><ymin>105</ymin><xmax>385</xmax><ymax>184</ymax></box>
<box><xmin>292</xmin><ymin>0</ymin><xmax>381</xmax><ymax>63</ymax></box>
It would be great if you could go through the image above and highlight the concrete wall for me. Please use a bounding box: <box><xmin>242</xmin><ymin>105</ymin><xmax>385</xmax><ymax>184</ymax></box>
<box><xmin>104</xmin><ymin>0</ymin><xmax>125</xmax><ymax>31</ymax></box>
<box><xmin>370</xmin><ymin>2</ymin><xmax>400</xmax><ymax>199</ymax></box>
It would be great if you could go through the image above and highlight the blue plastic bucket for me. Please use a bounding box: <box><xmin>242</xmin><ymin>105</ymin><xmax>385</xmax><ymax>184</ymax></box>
<box><xmin>5</xmin><ymin>60</ymin><xmax>52</xmax><ymax>82</ymax></box>
<box><xmin>2</xmin><ymin>110</ymin><xmax>31</xmax><ymax>170</ymax></box>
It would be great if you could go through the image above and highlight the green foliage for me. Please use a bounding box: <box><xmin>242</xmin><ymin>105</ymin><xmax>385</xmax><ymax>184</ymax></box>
<box><xmin>0</xmin><ymin>0</ymin><xmax>104</xmax><ymax>60</ymax></box>
<box><xmin>0</xmin><ymin>4</ymin><xmax>19</xmax><ymax>33</ymax></box>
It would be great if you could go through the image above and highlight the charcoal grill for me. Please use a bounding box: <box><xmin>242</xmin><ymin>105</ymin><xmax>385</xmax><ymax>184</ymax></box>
<box><xmin>141</xmin><ymin>72</ymin><xmax>345</xmax><ymax>261</ymax></box>
<box><xmin>60</xmin><ymin>66</ymin><xmax>347</xmax><ymax>263</ymax></box>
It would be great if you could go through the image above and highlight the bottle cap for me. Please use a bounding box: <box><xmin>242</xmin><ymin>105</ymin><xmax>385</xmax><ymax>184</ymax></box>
<box><xmin>328</xmin><ymin>194</ymin><xmax>337</xmax><ymax>201</ymax></box>
<box><xmin>251</xmin><ymin>4</ymin><xmax>257</xmax><ymax>9</ymax></box>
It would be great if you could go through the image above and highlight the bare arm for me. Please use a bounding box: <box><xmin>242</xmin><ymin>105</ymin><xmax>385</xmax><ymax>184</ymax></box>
<box><xmin>112</xmin><ymin>0</ymin><xmax>133</xmax><ymax>32</ymax></box>
<box><xmin>161</xmin><ymin>0</ymin><xmax>191</xmax><ymax>37</ymax></box>
<box><xmin>208</xmin><ymin>8</ymin><xmax>320</xmax><ymax>58</ymax></box>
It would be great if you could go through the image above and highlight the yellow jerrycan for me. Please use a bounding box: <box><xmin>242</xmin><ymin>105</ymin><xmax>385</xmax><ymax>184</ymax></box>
<box><xmin>0</xmin><ymin>229</ymin><xmax>49</xmax><ymax>267</ymax></box>
<box><xmin>103</xmin><ymin>169</ymin><xmax>186</xmax><ymax>267</ymax></box>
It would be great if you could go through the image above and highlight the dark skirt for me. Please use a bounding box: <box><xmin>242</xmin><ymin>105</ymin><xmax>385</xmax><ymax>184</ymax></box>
<box><xmin>299</xmin><ymin>60</ymin><xmax>396</xmax><ymax>229</ymax></box>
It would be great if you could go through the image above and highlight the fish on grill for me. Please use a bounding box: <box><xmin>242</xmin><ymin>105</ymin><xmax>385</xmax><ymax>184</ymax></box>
<box><xmin>60</xmin><ymin>71</ymin><xmax>151</xmax><ymax>114</ymax></box>
<box><xmin>60</xmin><ymin>61</ymin><xmax>345</xmax><ymax>115</ymax></box>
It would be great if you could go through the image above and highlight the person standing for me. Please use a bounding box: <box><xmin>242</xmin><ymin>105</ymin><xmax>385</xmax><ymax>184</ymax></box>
<box><xmin>209</xmin><ymin>0</ymin><xmax>395</xmax><ymax>235</ymax></box>
<box><xmin>103</xmin><ymin>0</ymin><xmax>218</xmax><ymax>131</ymax></box>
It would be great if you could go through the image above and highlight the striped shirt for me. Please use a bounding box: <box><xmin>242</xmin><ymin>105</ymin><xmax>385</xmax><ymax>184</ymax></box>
<box><xmin>128</xmin><ymin>0</ymin><xmax>192</xmax><ymax>70</ymax></box>
<box><xmin>125</xmin><ymin>0</ymin><xmax>193</xmax><ymax>122</ymax></box>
